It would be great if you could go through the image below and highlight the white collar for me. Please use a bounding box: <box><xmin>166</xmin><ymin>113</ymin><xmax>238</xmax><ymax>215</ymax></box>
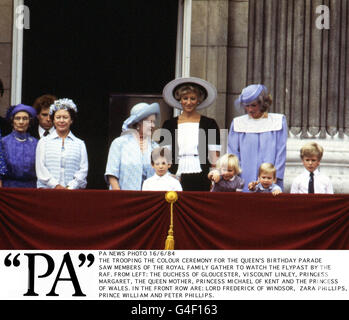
<box><xmin>303</xmin><ymin>168</ymin><xmax>320</xmax><ymax>176</ymax></box>
<box><xmin>39</xmin><ymin>126</ymin><xmax>55</xmax><ymax>137</ymax></box>
<box><xmin>257</xmin><ymin>182</ymin><xmax>273</xmax><ymax>191</ymax></box>
<box><xmin>153</xmin><ymin>172</ymin><xmax>169</xmax><ymax>179</ymax></box>
<box><xmin>233</xmin><ymin>113</ymin><xmax>284</xmax><ymax>133</ymax></box>
<box><xmin>47</xmin><ymin>130</ymin><xmax>76</xmax><ymax>141</ymax></box>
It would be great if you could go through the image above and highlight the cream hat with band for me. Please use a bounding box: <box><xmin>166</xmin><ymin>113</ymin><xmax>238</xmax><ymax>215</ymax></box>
<box><xmin>162</xmin><ymin>77</ymin><xmax>217</xmax><ymax>110</ymax></box>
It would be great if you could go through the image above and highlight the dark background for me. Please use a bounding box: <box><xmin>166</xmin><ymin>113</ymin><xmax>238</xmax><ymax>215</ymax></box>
<box><xmin>22</xmin><ymin>0</ymin><xmax>178</xmax><ymax>189</ymax></box>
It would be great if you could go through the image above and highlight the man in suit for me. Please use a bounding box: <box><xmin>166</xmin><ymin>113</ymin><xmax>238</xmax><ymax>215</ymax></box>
<box><xmin>31</xmin><ymin>94</ymin><xmax>57</xmax><ymax>139</ymax></box>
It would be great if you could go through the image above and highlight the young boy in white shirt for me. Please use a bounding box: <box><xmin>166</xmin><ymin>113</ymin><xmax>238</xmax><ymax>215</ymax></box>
<box><xmin>290</xmin><ymin>142</ymin><xmax>333</xmax><ymax>194</ymax></box>
<box><xmin>142</xmin><ymin>147</ymin><xmax>183</xmax><ymax>191</ymax></box>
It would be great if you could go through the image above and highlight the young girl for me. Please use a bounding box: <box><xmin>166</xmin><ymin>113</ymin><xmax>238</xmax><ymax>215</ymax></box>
<box><xmin>208</xmin><ymin>153</ymin><xmax>244</xmax><ymax>192</ymax></box>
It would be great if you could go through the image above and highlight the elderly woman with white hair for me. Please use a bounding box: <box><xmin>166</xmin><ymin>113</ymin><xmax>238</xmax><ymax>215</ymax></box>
<box><xmin>105</xmin><ymin>102</ymin><xmax>160</xmax><ymax>190</ymax></box>
<box><xmin>228</xmin><ymin>84</ymin><xmax>288</xmax><ymax>192</ymax></box>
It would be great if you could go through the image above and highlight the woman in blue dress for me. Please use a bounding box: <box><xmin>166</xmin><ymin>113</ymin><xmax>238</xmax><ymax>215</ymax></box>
<box><xmin>105</xmin><ymin>102</ymin><xmax>160</xmax><ymax>190</ymax></box>
<box><xmin>227</xmin><ymin>84</ymin><xmax>288</xmax><ymax>192</ymax></box>
<box><xmin>2</xmin><ymin>104</ymin><xmax>38</xmax><ymax>188</ymax></box>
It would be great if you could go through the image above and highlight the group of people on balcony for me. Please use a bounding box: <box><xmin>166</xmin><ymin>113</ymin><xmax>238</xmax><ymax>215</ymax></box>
<box><xmin>0</xmin><ymin>77</ymin><xmax>333</xmax><ymax>194</ymax></box>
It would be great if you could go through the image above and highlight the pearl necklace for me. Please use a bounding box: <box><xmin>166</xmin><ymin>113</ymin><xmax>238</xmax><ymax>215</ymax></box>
<box><xmin>139</xmin><ymin>137</ymin><xmax>147</xmax><ymax>152</ymax></box>
<box><xmin>15</xmin><ymin>136</ymin><xmax>27</xmax><ymax>142</ymax></box>
<box><xmin>14</xmin><ymin>131</ymin><xmax>28</xmax><ymax>142</ymax></box>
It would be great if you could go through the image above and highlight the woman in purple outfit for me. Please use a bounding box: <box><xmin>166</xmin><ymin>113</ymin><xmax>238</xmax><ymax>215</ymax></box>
<box><xmin>2</xmin><ymin>104</ymin><xmax>38</xmax><ymax>188</ymax></box>
<box><xmin>227</xmin><ymin>84</ymin><xmax>288</xmax><ymax>192</ymax></box>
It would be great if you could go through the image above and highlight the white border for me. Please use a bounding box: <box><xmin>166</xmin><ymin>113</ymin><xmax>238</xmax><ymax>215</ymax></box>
<box><xmin>11</xmin><ymin>0</ymin><xmax>24</xmax><ymax>105</ymax></box>
<box><xmin>173</xmin><ymin>0</ymin><xmax>192</xmax><ymax>117</ymax></box>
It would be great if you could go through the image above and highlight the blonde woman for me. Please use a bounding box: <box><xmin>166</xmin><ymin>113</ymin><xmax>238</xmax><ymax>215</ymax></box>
<box><xmin>162</xmin><ymin>77</ymin><xmax>221</xmax><ymax>191</ymax></box>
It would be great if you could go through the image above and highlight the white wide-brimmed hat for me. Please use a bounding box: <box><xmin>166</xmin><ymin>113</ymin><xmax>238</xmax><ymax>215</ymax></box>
<box><xmin>162</xmin><ymin>77</ymin><xmax>217</xmax><ymax>110</ymax></box>
<box><xmin>122</xmin><ymin>102</ymin><xmax>160</xmax><ymax>131</ymax></box>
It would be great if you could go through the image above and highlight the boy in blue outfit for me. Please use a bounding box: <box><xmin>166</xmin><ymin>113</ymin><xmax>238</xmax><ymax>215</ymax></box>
<box><xmin>248</xmin><ymin>163</ymin><xmax>282</xmax><ymax>196</ymax></box>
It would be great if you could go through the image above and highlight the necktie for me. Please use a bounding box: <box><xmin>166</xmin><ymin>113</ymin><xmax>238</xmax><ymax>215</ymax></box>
<box><xmin>308</xmin><ymin>172</ymin><xmax>314</xmax><ymax>194</ymax></box>
<box><xmin>43</xmin><ymin>130</ymin><xmax>50</xmax><ymax>137</ymax></box>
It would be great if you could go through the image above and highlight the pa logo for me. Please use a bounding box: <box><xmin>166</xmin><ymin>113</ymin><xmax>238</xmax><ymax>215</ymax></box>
<box><xmin>4</xmin><ymin>252</ymin><xmax>95</xmax><ymax>297</ymax></box>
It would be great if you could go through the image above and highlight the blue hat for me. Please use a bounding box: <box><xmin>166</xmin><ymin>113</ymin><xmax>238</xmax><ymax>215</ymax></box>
<box><xmin>6</xmin><ymin>104</ymin><xmax>37</xmax><ymax>120</ymax></box>
<box><xmin>122</xmin><ymin>102</ymin><xmax>160</xmax><ymax>132</ymax></box>
<box><xmin>235</xmin><ymin>84</ymin><xmax>267</xmax><ymax>108</ymax></box>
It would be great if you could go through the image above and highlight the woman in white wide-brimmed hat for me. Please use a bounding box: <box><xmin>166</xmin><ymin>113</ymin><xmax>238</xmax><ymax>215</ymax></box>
<box><xmin>228</xmin><ymin>84</ymin><xmax>288</xmax><ymax>192</ymax></box>
<box><xmin>161</xmin><ymin>77</ymin><xmax>221</xmax><ymax>191</ymax></box>
<box><xmin>105</xmin><ymin>102</ymin><xmax>160</xmax><ymax>190</ymax></box>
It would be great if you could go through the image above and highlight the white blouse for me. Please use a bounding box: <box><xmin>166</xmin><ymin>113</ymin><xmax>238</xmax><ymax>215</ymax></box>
<box><xmin>36</xmin><ymin>130</ymin><xmax>88</xmax><ymax>189</ymax></box>
<box><xmin>176</xmin><ymin>123</ymin><xmax>202</xmax><ymax>175</ymax></box>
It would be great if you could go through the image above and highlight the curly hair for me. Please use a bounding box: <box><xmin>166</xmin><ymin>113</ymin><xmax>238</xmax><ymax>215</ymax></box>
<box><xmin>174</xmin><ymin>83</ymin><xmax>206</xmax><ymax>104</ymax></box>
<box><xmin>33</xmin><ymin>94</ymin><xmax>57</xmax><ymax>114</ymax></box>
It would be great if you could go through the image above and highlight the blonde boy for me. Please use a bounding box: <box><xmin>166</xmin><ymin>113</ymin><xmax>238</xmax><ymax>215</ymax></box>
<box><xmin>248</xmin><ymin>163</ymin><xmax>282</xmax><ymax>196</ymax></box>
<box><xmin>290</xmin><ymin>142</ymin><xmax>333</xmax><ymax>194</ymax></box>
